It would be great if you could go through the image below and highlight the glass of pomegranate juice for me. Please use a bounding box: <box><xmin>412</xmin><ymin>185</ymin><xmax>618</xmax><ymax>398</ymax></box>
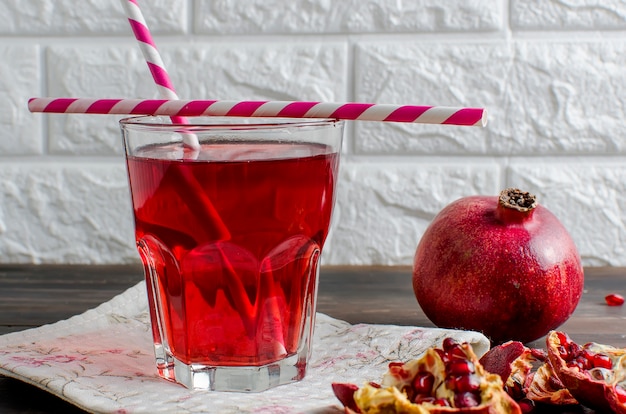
<box><xmin>120</xmin><ymin>116</ymin><xmax>344</xmax><ymax>392</ymax></box>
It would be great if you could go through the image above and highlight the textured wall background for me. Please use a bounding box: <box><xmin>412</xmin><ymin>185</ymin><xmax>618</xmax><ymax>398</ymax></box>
<box><xmin>1</xmin><ymin>0</ymin><xmax>626</xmax><ymax>266</ymax></box>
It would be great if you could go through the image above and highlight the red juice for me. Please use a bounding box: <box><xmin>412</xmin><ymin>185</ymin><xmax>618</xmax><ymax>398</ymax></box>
<box><xmin>126</xmin><ymin>141</ymin><xmax>339</xmax><ymax>367</ymax></box>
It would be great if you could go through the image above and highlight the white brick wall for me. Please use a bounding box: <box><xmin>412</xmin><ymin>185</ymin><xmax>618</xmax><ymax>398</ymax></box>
<box><xmin>1</xmin><ymin>0</ymin><xmax>626</xmax><ymax>266</ymax></box>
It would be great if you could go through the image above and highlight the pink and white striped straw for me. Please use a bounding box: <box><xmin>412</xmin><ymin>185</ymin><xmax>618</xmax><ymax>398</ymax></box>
<box><xmin>115</xmin><ymin>0</ymin><xmax>486</xmax><ymax>127</ymax></box>
<box><xmin>119</xmin><ymin>0</ymin><xmax>199</xmax><ymax>148</ymax></box>
<box><xmin>28</xmin><ymin>97</ymin><xmax>487</xmax><ymax>126</ymax></box>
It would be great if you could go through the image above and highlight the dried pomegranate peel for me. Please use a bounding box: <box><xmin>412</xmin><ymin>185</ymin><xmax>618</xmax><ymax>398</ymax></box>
<box><xmin>478</xmin><ymin>341</ymin><xmax>536</xmax><ymax>401</ymax></box>
<box><xmin>479</xmin><ymin>340</ymin><xmax>578</xmax><ymax>408</ymax></box>
<box><xmin>546</xmin><ymin>330</ymin><xmax>626</xmax><ymax>413</ymax></box>
<box><xmin>476</xmin><ymin>333</ymin><xmax>626</xmax><ymax>412</ymax></box>
<box><xmin>412</xmin><ymin>188</ymin><xmax>584</xmax><ymax>344</ymax></box>
<box><xmin>332</xmin><ymin>338</ymin><xmax>521</xmax><ymax>413</ymax></box>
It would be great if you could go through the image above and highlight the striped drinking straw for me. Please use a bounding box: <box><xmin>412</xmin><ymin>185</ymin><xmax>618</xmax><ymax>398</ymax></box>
<box><xmin>117</xmin><ymin>0</ymin><xmax>285</xmax><ymax>354</ymax></box>
<box><xmin>119</xmin><ymin>0</ymin><xmax>199</xmax><ymax>148</ymax></box>
<box><xmin>28</xmin><ymin>97</ymin><xmax>487</xmax><ymax>127</ymax></box>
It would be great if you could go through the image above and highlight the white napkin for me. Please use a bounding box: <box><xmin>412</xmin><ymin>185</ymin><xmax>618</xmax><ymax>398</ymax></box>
<box><xmin>0</xmin><ymin>281</ymin><xmax>489</xmax><ymax>414</ymax></box>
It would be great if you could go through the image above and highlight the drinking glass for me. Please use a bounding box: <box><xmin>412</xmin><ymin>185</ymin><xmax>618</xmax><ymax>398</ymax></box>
<box><xmin>120</xmin><ymin>116</ymin><xmax>344</xmax><ymax>391</ymax></box>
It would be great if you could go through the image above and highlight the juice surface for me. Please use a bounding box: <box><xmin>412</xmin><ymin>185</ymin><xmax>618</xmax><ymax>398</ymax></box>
<box><xmin>126</xmin><ymin>141</ymin><xmax>339</xmax><ymax>365</ymax></box>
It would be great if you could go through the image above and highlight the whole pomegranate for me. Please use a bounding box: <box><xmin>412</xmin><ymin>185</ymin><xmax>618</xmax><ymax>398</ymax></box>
<box><xmin>412</xmin><ymin>188</ymin><xmax>584</xmax><ymax>344</ymax></box>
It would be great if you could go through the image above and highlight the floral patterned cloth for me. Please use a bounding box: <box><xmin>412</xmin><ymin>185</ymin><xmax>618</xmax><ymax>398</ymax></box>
<box><xmin>0</xmin><ymin>282</ymin><xmax>489</xmax><ymax>414</ymax></box>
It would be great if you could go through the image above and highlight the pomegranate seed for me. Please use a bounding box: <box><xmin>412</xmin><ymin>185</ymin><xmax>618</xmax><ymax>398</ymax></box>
<box><xmin>556</xmin><ymin>345</ymin><xmax>569</xmax><ymax>360</ymax></box>
<box><xmin>591</xmin><ymin>353</ymin><xmax>612</xmax><ymax>369</ymax></box>
<box><xmin>571</xmin><ymin>355</ymin><xmax>591</xmax><ymax>370</ymax></box>
<box><xmin>442</xmin><ymin>338</ymin><xmax>459</xmax><ymax>351</ymax></box>
<box><xmin>567</xmin><ymin>355</ymin><xmax>592</xmax><ymax>371</ymax></box>
<box><xmin>447</xmin><ymin>360</ymin><xmax>474</xmax><ymax>376</ymax></box>
<box><xmin>434</xmin><ymin>398</ymin><xmax>450</xmax><ymax>407</ymax></box>
<box><xmin>569</xmin><ymin>341</ymin><xmax>581</xmax><ymax>356</ymax></box>
<box><xmin>388</xmin><ymin>362</ymin><xmax>411</xmax><ymax>380</ymax></box>
<box><xmin>446</xmin><ymin>346</ymin><xmax>467</xmax><ymax>360</ymax></box>
<box><xmin>605</xmin><ymin>293</ymin><xmax>625</xmax><ymax>306</ymax></box>
<box><xmin>412</xmin><ymin>372</ymin><xmax>434</xmax><ymax>395</ymax></box>
<box><xmin>505</xmin><ymin>380</ymin><xmax>525</xmax><ymax>401</ymax></box>
<box><xmin>518</xmin><ymin>398</ymin><xmax>535</xmax><ymax>414</ymax></box>
<box><xmin>454</xmin><ymin>391</ymin><xmax>480</xmax><ymax>408</ymax></box>
<box><xmin>556</xmin><ymin>331</ymin><xmax>570</xmax><ymax>345</ymax></box>
<box><xmin>455</xmin><ymin>374</ymin><xmax>481</xmax><ymax>393</ymax></box>
<box><xmin>581</xmin><ymin>349</ymin><xmax>596</xmax><ymax>368</ymax></box>
<box><xmin>402</xmin><ymin>385</ymin><xmax>414</xmax><ymax>400</ymax></box>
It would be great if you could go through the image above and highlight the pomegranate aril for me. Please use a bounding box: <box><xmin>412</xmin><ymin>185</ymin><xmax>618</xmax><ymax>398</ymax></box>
<box><xmin>454</xmin><ymin>391</ymin><xmax>481</xmax><ymax>408</ymax></box>
<box><xmin>434</xmin><ymin>348</ymin><xmax>447</xmax><ymax>362</ymax></box>
<box><xmin>446</xmin><ymin>346</ymin><xmax>468</xmax><ymax>361</ymax></box>
<box><xmin>412</xmin><ymin>372</ymin><xmax>434</xmax><ymax>395</ymax></box>
<box><xmin>518</xmin><ymin>398</ymin><xmax>535</xmax><ymax>414</ymax></box>
<box><xmin>581</xmin><ymin>349</ymin><xmax>595</xmax><ymax>361</ymax></box>
<box><xmin>505</xmin><ymin>380</ymin><xmax>525</xmax><ymax>401</ymax></box>
<box><xmin>569</xmin><ymin>341</ymin><xmax>581</xmax><ymax>356</ymax></box>
<box><xmin>567</xmin><ymin>356</ymin><xmax>591</xmax><ymax>371</ymax></box>
<box><xmin>401</xmin><ymin>385</ymin><xmax>413</xmax><ymax>398</ymax></box>
<box><xmin>434</xmin><ymin>398</ymin><xmax>451</xmax><ymax>407</ymax></box>
<box><xmin>388</xmin><ymin>362</ymin><xmax>411</xmax><ymax>380</ymax></box>
<box><xmin>442</xmin><ymin>338</ymin><xmax>459</xmax><ymax>351</ymax></box>
<box><xmin>455</xmin><ymin>374</ymin><xmax>481</xmax><ymax>393</ymax></box>
<box><xmin>605</xmin><ymin>293</ymin><xmax>625</xmax><ymax>306</ymax></box>
<box><xmin>591</xmin><ymin>353</ymin><xmax>612</xmax><ymax>369</ymax></box>
<box><xmin>446</xmin><ymin>360</ymin><xmax>474</xmax><ymax>376</ymax></box>
<box><xmin>566</xmin><ymin>361</ymin><xmax>582</xmax><ymax>370</ymax></box>
<box><xmin>557</xmin><ymin>345</ymin><xmax>570</xmax><ymax>360</ymax></box>
<box><xmin>556</xmin><ymin>332</ymin><xmax>570</xmax><ymax>346</ymax></box>
<box><xmin>578</xmin><ymin>355</ymin><xmax>592</xmax><ymax>370</ymax></box>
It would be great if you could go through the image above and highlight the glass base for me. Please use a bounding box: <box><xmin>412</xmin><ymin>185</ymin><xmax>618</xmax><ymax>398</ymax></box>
<box><xmin>153</xmin><ymin>343</ymin><xmax>307</xmax><ymax>392</ymax></box>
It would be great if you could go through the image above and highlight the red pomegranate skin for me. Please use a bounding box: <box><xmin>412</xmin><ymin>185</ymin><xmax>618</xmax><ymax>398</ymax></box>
<box><xmin>412</xmin><ymin>192</ymin><xmax>584</xmax><ymax>344</ymax></box>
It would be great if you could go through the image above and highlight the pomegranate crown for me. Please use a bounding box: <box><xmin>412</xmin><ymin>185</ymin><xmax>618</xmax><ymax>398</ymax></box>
<box><xmin>499</xmin><ymin>188</ymin><xmax>537</xmax><ymax>212</ymax></box>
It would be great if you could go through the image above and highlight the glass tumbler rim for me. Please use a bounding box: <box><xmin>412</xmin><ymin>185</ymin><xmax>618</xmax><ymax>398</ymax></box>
<box><xmin>119</xmin><ymin>115</ymin><xmax>344</xmax><ymax>133</ymax></box>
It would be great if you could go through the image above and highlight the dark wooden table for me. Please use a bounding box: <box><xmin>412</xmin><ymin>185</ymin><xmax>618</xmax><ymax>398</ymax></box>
<box><xmin>0</xmin><ymin>265</ymin><xmax>624</xmax><ymax>413</ymax></box>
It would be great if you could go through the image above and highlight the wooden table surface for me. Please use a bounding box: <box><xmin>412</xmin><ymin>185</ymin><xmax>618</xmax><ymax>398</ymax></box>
<box><xmin>0</xmin><ymin>265</ymin><xmax>624</xmax><ymax>413</ymax></box>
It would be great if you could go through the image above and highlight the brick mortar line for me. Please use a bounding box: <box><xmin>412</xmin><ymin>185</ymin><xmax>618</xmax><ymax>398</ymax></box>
<box><xmin>344</xmin><ymin>154</ymin><xmax>626</xmax><ymax>164</ymax></box>
<box><xmin>4</xmin><ymin>31</ymin><xmax>626</xmax><ymax>45</ymax></box>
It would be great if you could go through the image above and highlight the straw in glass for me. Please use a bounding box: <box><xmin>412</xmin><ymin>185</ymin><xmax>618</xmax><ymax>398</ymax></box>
<box><xmin>119</xmin><ymin>0</ymin><xmax>198</xmax><ymax>149</ymax></box>
<box><xmin>119</xmin><ymin>0</ymin><xmax>275</xmax><ymax>350</ymax></box>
